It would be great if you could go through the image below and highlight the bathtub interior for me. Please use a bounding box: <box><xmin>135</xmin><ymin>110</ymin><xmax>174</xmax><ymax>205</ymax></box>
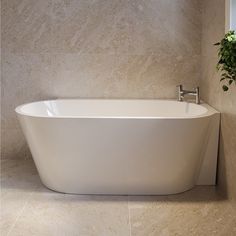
<box><xmin>15</xmin><ymin>99</ymin><xmax>208</xmax><ymax>118</ymax></box>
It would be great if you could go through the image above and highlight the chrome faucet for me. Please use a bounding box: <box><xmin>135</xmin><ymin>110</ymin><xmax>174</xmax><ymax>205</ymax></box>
<box><xmin>177</xmin><ymin>85</ymin><xmax>200</xmax><ymax>104</ymax></box>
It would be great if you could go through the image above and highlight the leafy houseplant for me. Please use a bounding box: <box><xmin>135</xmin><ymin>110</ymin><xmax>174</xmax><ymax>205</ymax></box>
<box><xmin>214</xmin><ymin>30</ymin><xmax>236</xmax><ymax>91</ymax></box>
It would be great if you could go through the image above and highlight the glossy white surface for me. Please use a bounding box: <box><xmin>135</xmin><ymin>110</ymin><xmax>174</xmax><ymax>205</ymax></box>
<box><xmin>16</xmin><ymin>99</ymin><xmax>208</xmax><ymax>118</ymax></box>
<box><xmin>15</xmin><ymin>99</ymin><xmax>220</xmax><ymax>195</ymax></box>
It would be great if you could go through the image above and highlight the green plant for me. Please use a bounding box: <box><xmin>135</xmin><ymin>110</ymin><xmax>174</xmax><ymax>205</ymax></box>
<box><xmin>214</xmin><ymin>30</ymin><xmax>236</xmax><ymax>91</ymax></box>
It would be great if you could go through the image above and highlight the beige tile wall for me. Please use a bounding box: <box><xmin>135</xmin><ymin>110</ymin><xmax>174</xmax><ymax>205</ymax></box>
<box><xmin>1</xmin><ymin>0</ymin><xmax>202</xmax><ymax>160</ymax></box>
<box><xmin>200</xmin><ymin>0</ymin><xmax>236</xmax><ymax>202</ymax></box>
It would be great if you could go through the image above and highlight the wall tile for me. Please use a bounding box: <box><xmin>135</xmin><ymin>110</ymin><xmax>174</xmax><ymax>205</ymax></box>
<box><xmin>51</xmin><ymin>0</ymin><xmax>128</xmax><ymax>54</ymax></box>
<box><xmin>1</xmin><ymin>53</ymin><xmax>53</xmax><ymax>130</ymax></box>
<box><xmin>125</xmin><ymin>54</ymin><xmax>200</xmax><ymax>98</ymax></box>
<box><xmin>1</xmin><ymin>128</ymin><xmax>30</xmax><ymax>160</ymax></box>
<box><xmin>124</xmin><ymin>0</ymin><xmax>201</xmax><ymax>56</ymax></box>
<box><xmin>1</xmin><ymin>0</ymin><xmax>52</xmax><ymax>53</ymax></box>
<box><xmin>50</xmin><ymin>53</ymin><xmax>129</xmax><ymax>98</ymax></box>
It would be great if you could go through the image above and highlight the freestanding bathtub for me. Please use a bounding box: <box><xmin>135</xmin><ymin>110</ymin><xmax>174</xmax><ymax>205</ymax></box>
<box><xmin>16</xmin><ymin>99</ymin><xmax>220</xmax><ymax>195</ymax></box>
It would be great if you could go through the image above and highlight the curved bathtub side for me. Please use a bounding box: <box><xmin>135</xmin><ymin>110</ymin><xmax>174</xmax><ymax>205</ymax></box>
<box><xmin>197</xmin><ymin>112</ymin><xmax>220</xmax><ymax>185</ymax></box>
<box><xmin>16</xmin><ymin>111</ymin><xmax>216</xmax><ymax>195</ymax></box>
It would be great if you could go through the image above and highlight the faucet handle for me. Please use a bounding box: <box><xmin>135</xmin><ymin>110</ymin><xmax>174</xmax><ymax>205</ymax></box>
<box><xmin>177</xmin><ymin>84</ymin><xmax>183</xmax><ymax>92</ymax></box>
<box><xmin>195</xmin><ymin>87</ymin><xmax>200</xmax><ymax>104</ymax></box>
<box><xmin>177</xmin><ymin>85</ymin><xmax>183</xmax><ymax>102</ymax></box>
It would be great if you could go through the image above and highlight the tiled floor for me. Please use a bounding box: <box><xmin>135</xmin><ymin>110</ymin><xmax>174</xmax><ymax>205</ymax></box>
<box><xmin>1</xmin><ymin>158</ymin><xmax>236</xmax><ymax>236</ymax></box>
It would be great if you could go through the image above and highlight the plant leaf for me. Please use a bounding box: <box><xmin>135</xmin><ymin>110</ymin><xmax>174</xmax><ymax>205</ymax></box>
<box><xmin>216</xmin><ymin>30</ymin><xmax>236</xmax><ymax>91</ymax></box>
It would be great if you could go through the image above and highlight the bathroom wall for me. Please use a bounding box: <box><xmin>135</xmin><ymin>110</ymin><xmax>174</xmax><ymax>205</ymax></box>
<box><xmin>201</xmin><ymin>0</ymin><xmax>236</xmax><ymax>202</ymax></box>
<box><xmin>232</xmin><ymin>0</ymin><xmax>236</xmax><ymax>30</ymax></box>
<box><xmin>1</xmin><ymin>0</ymin><xmax>202</xmax><ymax>160</ymax></box>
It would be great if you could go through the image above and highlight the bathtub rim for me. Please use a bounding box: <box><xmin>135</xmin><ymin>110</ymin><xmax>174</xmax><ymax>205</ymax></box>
<box><xmin>15</xmin><ymin>99</ymin><xmax>219</xmax><ymax>120</ymax></box>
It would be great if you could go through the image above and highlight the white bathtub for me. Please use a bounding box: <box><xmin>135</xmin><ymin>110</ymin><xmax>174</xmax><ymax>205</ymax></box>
<box><xmin>16</xmin><ymin>99</ymin><xmax>220</xmax><ymax>195</ymax></box>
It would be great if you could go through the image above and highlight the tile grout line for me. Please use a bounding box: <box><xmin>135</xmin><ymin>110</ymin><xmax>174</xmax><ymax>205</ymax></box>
<box><xmin>6</xmin><ymin>192</ymin><xmax>34</xmax><ymax>236</ymax></box>
<box><xmin>128</xmin><ymin>195</ymin><xmax>132</xmax><ymax>236</ymax></box>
